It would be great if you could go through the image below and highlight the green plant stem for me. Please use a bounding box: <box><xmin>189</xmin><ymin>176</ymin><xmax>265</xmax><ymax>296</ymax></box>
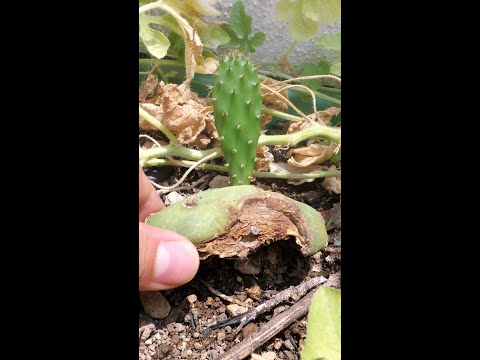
<box><xmin>259</xmin><ymin>125</ymin><xmax>341</xmax><ymax>145</ymax></box>
<box><xmin>139</xmin><ymin>124</ymin><xmax>340</xmax><ymax>164</ymax></box>
<box><xmin>139</xmin><ymin>145</ymin><xmax>222</xmax><ymax>163</ymax></box>
<box><xmin>143</xmin><ymin>158</ymin><xmax>341</xmax><ymax>179</ymax></box>
<box><xmin>258</xmin><ymin>71</ymin><xmax>342</xmax><ymax>95</ymax></box>
<box><xmin>139</xmin><ymin>107</ymin><xmax>179</xmax><ymax>144</ymax></box>
<box><xmin>262</xmin><ymin>106</ymin><xmax>302</xmax><ymax>122</ymax></box>
<box><xmin>139</xmin><ymin>58</ymin><xmax>185</xmax><ymax>68</ymax></box>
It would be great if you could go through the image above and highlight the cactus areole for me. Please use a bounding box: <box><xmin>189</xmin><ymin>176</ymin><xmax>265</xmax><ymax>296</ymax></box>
<box><xmin>213</xmin><ymin>54</ymin><xmax>263</xmax><ymax>185</ymax></box>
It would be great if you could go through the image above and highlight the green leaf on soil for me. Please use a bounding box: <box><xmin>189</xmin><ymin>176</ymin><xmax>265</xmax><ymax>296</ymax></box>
<box><xmin>301</xmin><ymin>286</ymin><xmax>341</xmax><ymax>360</ymax></box>
<box><xmin>139</xmin><ymin>13</ymin><xmax>170</xmax><ymax>59</ymax></box>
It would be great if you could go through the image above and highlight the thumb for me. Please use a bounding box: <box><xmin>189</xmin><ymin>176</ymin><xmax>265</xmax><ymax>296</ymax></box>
<box><xmin>139</xmin><ymin>223</ymin><xmax>199</xmax><ymax>291</ymax></box>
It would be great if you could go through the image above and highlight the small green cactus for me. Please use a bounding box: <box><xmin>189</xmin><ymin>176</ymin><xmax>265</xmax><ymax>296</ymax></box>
<box><xmin>213</xmin><ymin>54</ymin><xmax>263</xmax><ymax>185</ymax></box>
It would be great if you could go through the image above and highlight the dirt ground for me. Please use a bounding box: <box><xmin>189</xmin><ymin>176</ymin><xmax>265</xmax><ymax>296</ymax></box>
<box><xmin>139</xmin><ymin>170</ymin><xmax>341</xmax><ymax>360</ymax></box>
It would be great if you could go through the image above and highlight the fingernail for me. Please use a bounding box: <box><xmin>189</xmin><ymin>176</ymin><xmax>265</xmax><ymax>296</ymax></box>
<box><xmin>154</xmin><ymin>239</ymin><xmax>199</xmax><ymax>286</ymax></box>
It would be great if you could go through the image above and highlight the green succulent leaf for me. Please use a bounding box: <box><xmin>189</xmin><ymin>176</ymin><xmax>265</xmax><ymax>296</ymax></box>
<box><xmin>249</xmin><ymin>32</ymin><xmax>266</xmax><ymax>47</ymax></box>
<box><xmin>139</xmin><ymin>13</ymin><xmax>171</xmax><ymax>59</ymax></box>
<box><xmin>226</xmin><ymin>0</ymin><xmax>265</xmax><ymax>53</ymax></box>
<box><xmin>229</xmin><ymin>0</ymin><xmax>252</xmax><ymax>37</ymax></box>
<box><xmin>198</xmin><ymin>25</ymin><xmax>231</xmax><ymax>49</ymax></box>
<box><xmin>301</xmin><ymin>287</ymin><xmax>341</xmax><ymax>360</ymax></box>
<box><xmin>316</xmin><ymin>33</ymin><xmax>341</xmax><ymax>51</ymax></box>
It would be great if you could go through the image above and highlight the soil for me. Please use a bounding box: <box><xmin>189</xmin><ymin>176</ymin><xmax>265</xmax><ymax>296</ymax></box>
<box><xmin>139</xmin><ymin>169</ymin><xmax>341</xmax><ymax>360</ymax></box>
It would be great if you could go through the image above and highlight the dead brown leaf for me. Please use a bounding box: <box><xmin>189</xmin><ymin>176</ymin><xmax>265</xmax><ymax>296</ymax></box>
<box><xmin>260</xmin><ymin>113</ymin><xmax>272</xmax><ymax>129</ymax></box>
<box><xmin>145</xmin><ymin>81</ymin><xmax>215</xmax><ymax>145</ymax></box>
<box><xmin>287</xmin><ymin>113</ymin><xmax>317</xmax><ymax>134</ymax></box>
<box><xmin>317</xmin><ymin>107</ymin><xmax>341</xmax><ymax>124</ymax></box>
<box><xmin>139</xmin><ymin>73</ymin><xmax>159</xmax><ymax>103</ymax></box>
<box><xmin>280</xmin><ymin>58</ymin><xmax>296</xmax><ymax>74</ymax></box>
<box><xmin>287</xmin><ymin>142</ymin><xmax>336</xmax><ymax>167</ymax></box>
<box><xmin>255</xmin><ymin>146</ymin><xmax>274</xmax><ymax>171</ymax></box>
<box><xmin>139</xmin><ymin>103</ymin><xmax>161</xmax><ymax>130</ymax></box>
<box><xmin>261</xmin><ymin>77</ymin><xmax>289</xmax><ymax>112</ymax></box>
<box><xmin>322</xmin><ymin>165</ymin><xmax>341</xmax><ymax>194</ymax></box>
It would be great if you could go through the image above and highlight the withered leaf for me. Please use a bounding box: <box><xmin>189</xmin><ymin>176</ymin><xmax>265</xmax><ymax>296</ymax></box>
<box><xmin>287</xmin><ymin>142</ymin><xmax>336</xmax><ymax>167</ymax></box>
<box><xmin>255</xmin><ymin>146</ymin><xmax>274</xmax><ymax>171</ymax></box>
<box><xmin>139</xmin><ymin>103</ymin><xmax>161</xmax><ymax>130</ymax></box>
<box><xmin>261</xmin><ymin>77</ymin><xmax>289</xmax><ymax>112</ymax></box>
<box><xmin>139</xmin><ymin>73</ymin><xmax>159</xmax><ymax>103</ymax></box>
<box><xmin>149</xmin><ymin>81</ymin><xmax>215</xmax><ymax>145</ymax></box>
<box><xmin>322</xmin><ymin>165</ymin><xmax>341</xmax><ymax>194</ymax></box>
<box><xmin>316</xmin><ymin>107</ymin><xmax>341</xmax><ymax>124</ymax></box>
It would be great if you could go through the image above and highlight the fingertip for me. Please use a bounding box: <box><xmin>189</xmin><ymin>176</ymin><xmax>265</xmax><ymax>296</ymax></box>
<box><xmin>154</xmin><ymin>238</ymin><xmax>200</xmax><ymax>288</ymax></box>
<box><xmin>139</xmin><ymin>224</ymin><xmax>199</xmax><ymax>291</ymax></box>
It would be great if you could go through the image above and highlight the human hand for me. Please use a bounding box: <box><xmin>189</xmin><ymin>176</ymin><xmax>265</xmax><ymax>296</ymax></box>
<box><xmin>139</xmin><ymin>165</ymin><xmax>199</xmax><ymax>291</ymax></box>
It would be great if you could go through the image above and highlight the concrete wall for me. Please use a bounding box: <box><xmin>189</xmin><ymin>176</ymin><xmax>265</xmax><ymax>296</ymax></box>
<box><xmin>212</xmin><ymin>0</ymin><xmax>340</xmax><ymax>65</ymax></box>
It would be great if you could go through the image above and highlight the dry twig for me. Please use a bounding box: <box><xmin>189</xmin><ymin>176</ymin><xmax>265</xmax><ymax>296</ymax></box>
<box><xmin>204</xmin><ymin>277</ymin><xmax>325</xmax><ymax>337</ymax></box>
<box><xmin>215</xmin><ymin>288</ymin><xmax>318</xmax><ymax>360</ymax></box>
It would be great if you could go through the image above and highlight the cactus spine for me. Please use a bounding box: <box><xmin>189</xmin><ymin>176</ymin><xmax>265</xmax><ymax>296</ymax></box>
<box><xmin>213</xmin><ymin>54</ymin><xmax>263</xmax><ymax>185</ymax></box>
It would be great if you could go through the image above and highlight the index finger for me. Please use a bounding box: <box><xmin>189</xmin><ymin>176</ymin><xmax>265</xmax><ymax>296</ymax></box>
<box><xmin>139</xmin><ymin>165</ymin><xmax>165</xmax><ymax>221</ymax></box>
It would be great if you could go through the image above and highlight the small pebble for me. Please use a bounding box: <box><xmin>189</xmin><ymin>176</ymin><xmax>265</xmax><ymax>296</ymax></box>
<box><xmin>274</xmin><ymin>338</ymin><xmax>283</xmax><ymax>350</ymax></box>
<box><xmin>140</xmin><ymin>292</ymin><xmax>171</xmax><ymax>319</ymax></box>
<box><xmin>164</xmin><ymin>191</ymin><xmax>184</xmax><ymax>205</ymax></box>
<box><xmin>193</xmin><ymin>332</ymin><xmax>200</xmax><ymax>338</ymax></box>
<box><xmin>187</xmin><ymin>294</ymin><xmax>197</xmax><ymax>304</ymax></box>
<box><xmin>194</xmin><ymin>342</ymin><xmax>203</xmax><ymax>350</ymax></box>
<box><xmin>166</xmin><ymin>323</ymin><xmax>184</xmax><ymax>333</ymax></box>
<box><xmin>262</xmin><ymin>351</ymin><xmax>277</xmax><ymax>360</ymax></box>
<box><xmin>209</xmin><ymin>175</ymin><xmax>230</xmax><ymax>189</ymax></box>
<box><xmin>217</xmin><ymin>331</ymin><xmax>226</xmax><ymax>341</ymax></box>
<box><xmin>236</xmin><ymin>276</ymin><xmax>243</xmax><ymax>282</ymax></box>
<box><xmin>156</xmin><ymin>344</ymin><xmax>173</xmax><ymax>357</ymax></box>
<box><xmin>140</xmin><ymin>326</ymin><xmax>152</xmax><ymax>341</ymax></box>
<box><xmin>242</xmin><ymin>323</ymin><xmax>258</xmax><ymax>337</ymax></box>
<box><xmin>283</xmin><ymin>339</ymin><xmax>294</xmax><ymax>350</ymax></box>
<box><xmin>226</xmin><ymin>304</ymin><xmax>248</xmax><ymax>316</ymax></box>
<box><xmin>145</xmin><ymin>338</ymin><xmax>153</xmax><ymax>345</ymax></box>
<box><xmin>171</xmin><ymin>334</ymin><xmax>180</xmax><ymax>345</ymax></box>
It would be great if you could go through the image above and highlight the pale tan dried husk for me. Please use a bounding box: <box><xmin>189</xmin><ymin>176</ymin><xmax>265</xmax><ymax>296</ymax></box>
<box><xmin>287</xmin><ymin>141</ymin><xmax>336</xmax><ymax>167</ymax></box>
<box><xmin>322</xmin><ymin>165</ymin><xmax>341</xmax><ymax>194</ymax></box>
<box><xmin>255</xmin><ymin>146</ymin><xmax>274</xmax><ymax>171</ymax></box>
